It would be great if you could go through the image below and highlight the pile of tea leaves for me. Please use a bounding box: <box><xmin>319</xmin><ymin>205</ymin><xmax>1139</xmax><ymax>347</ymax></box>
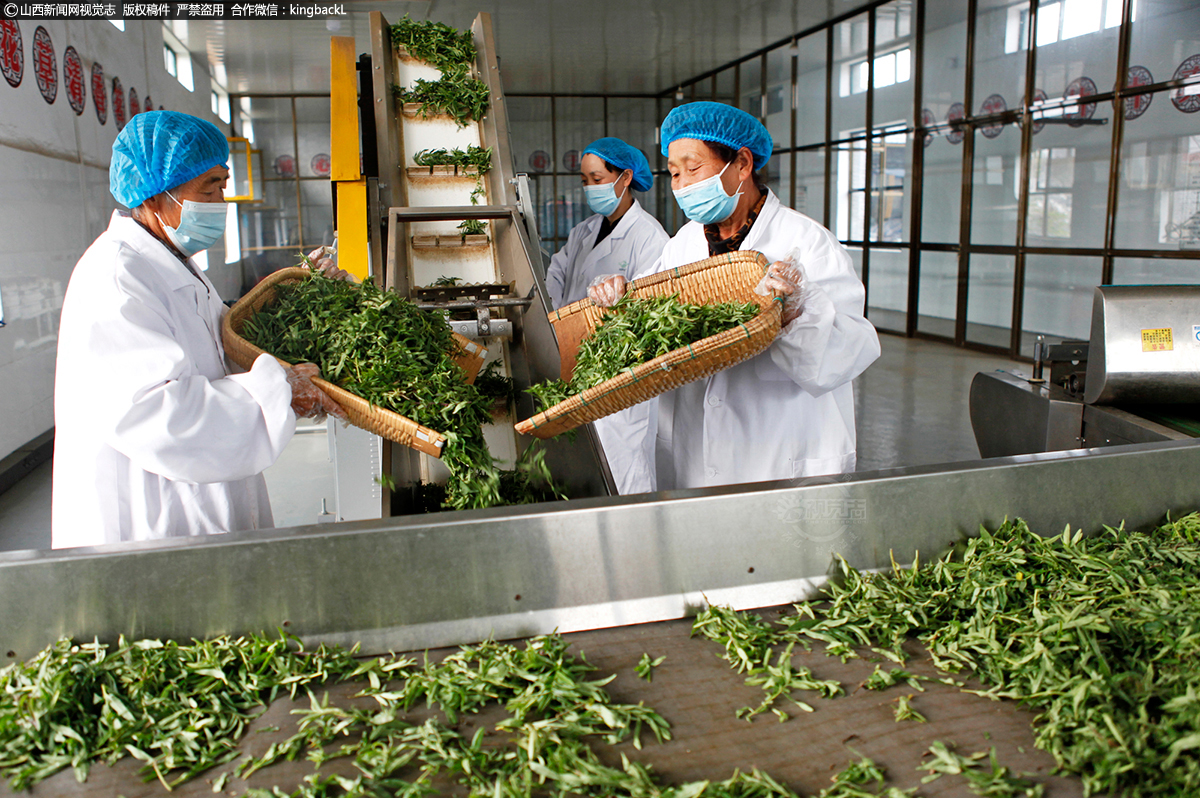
<box><xmin>696</xmin><ymin>513</ymin><xmax>1200</xmax><ymax>797</ymax></box>
<box><xmin>390</xmin><ymin>16</ymin><xmax>489</xmax><ymax>127</ymax></box>
<box><xmin>241</xmin><ymin>268</ymin><xmax>556</xmax><ymax>510</ymax></box>
<box><xmin>0</xmin><ymin>634</ymin><xmax>358</xmax><ymax>791</ymax></box>
<box><xmin>528</xmin><ymin>294</ymin><xmax>762</xmax><ymax>412</ymax></box>
<box><xmin>413</xmin><ymin>145</ymin><xmax>492</xmax><ymax>204</ymax></box>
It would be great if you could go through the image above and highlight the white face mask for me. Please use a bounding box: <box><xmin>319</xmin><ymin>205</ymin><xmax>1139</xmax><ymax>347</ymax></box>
<box><xmin>156</xmin><ymin>191</ymin><xmax>227</xmax><ymax>257</ymax></box>
<box><xmin>672</xmin><ymin>162</ymin><xmax>743</xmax><ymax>224</ymax></box>
<box><xmin>584</xmin><ymin>180</ymin><xmax>628</xmax><ymax>217</ymax></box>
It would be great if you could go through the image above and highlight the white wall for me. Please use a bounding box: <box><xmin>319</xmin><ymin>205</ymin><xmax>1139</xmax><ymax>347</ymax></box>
<box><xmin>0</xmin><ymin>20</ymin><xmax>231</xmax><ymax>462</ymax></box>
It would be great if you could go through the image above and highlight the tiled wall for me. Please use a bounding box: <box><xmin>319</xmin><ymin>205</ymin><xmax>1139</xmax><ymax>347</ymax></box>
<box><xmin>0</xmin><ymin>19</ymin><xmax>232</xmax><ymax>461</ymax></box>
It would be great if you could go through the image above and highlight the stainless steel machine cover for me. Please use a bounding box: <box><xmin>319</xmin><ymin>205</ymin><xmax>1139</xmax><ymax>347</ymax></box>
<box><xmin>1084</xmin><ymin>284</ymin><xmax>1200</xmax><ymax>405</ymax></box>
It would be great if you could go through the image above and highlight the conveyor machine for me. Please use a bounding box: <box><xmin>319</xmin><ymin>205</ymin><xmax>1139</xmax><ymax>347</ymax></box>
<box><xmin>970</xmin><ymin>285</ymin><xmax>1200</xmax><ymax>458</ymax></box>
<box><xmin>5</xmin><ymin>20</ymin><xmax>1200</xmax><ymax>792</ymax></box>
<box><xmin>324</xmin><ymin>12</ymin><xmax>614</xmax><ymax>522</ymax></box>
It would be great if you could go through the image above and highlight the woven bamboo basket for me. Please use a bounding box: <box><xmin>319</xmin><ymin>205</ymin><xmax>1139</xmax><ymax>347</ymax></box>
<box><xmin>222</xmin><ymin>267</ymin><xmax>488</xmax><ymax>458</ymax></box>
<box><xmin>515</xmin><ymin>251</ymin><xmax>780</xmax><ymax>440</ymax></box>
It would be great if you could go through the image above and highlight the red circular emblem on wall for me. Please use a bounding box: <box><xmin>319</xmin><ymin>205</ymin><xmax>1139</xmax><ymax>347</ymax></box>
<box><xmin>273</xmin><ymin>154</ymin><xmax>295</xmax><ymax>177</ymax></box>
<box><xmin>32</xmin><ymin>25</ymin><xmax>55</xmax><ymax>104</ymax></box>
<box><xmin>1031</xmin><ymin>88</ymin><xmax>1048</xmax><ymax>134</ymax></box>
<box><xmin>562</xmin><ymin>149</ymin><xmax>580</xmax><ymax>171</ymax></box>
<box><xmin>112</xmin><ymin>76</ymin><xmax>125</xmax><ymax>130</ymax></box>
<box><xmin>528</xmin><ymin>150</ymin><xmax>550</xmax><ymax>172</ymax></box>
<box><xmin>1123</xmin><ymin>66</ymin><xmax>1153</xmax><ymax>120</ymax></box>
<box><xmin>979</xmin><ymin>93</ymin><xmax>1007</xmax><ymax>139</ymax></box>
<box><xmin>1170</xmin><ymin>55</ymin><xmax>1200</xmax><ymax>113</ymax></box>
<box><xmin>0</xmin><ymin>20</ymin><xmax>22</xmax><ymax>88</ymax></box>
<box><xmin>128</xmin><ymin>86</ymin><xmax>139</xmax><ymax>116</ymax></box>
<box><xmin>143</xmin><ymin>95</ymin><xmax>153</xmax><ymax>112</ymax></box>
<box><xmin>946</xmin><ymin>102</ymin><xmax>965</xmax><ymax>145</ymax></box>
<box><xmin>921</xmin><ymin>108</ymin><xmax>936</xmax><ymax>148</ymax></box>
<box><xmin>1063</xmin><ymin>76</ymin><xmax>1097</xmax><ymax>127</ymax></box>
<box><xmin>310</xmin><ymin>153</ymin><xmax>331</xmax><ymax>176</ymax></box>
<box><xmin>91</xmin><ymin>62</ymin><xmax>106</xmax><ymax>124</ymax></box>
<box><xmin>63</xmin><ymin>45</ymin><xmax>84</xmax><ymax>114</ymax></box>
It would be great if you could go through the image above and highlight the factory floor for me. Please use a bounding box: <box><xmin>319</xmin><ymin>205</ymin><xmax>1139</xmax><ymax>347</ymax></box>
<box><xmin>0</xmin><ymin>334</ymin><xmax>1021</xmax><ymax>553</ymax></box>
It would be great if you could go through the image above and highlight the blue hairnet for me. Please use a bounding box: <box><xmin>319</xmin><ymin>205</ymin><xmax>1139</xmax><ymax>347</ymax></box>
<box><xmin>659</xmin><ymin>101</ymin><xmax>773</xmax><ymax>169</ymax></box>
<box><xmin>582</xmin><ymin>137</ymin><xmax>654</xmax><ymax>191</ymax></box>
<box><xmin>110</xmin><ymin>111</ymin><xmax>230</xmax><ymax>208</ymax></box>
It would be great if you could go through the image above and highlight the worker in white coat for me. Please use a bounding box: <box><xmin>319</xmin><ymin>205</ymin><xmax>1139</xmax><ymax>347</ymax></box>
<box><xmin>52</xmin><ymin>111</ymin><xmax>345</xmax><ymax>549</ymax></box>
<box><xmin>589</xmin><ymin>102</ymin><xmax>880</xmax><ymax>489</ymax></box>
<box><xmin>544</xmin><ymin>138</ymin><xmax>667</xmax><ymax>308</ymax></box>
<box><xmin>543</xmin><ymin>138</ymin><xmax>668</xmax><ymax>495</ymax></box>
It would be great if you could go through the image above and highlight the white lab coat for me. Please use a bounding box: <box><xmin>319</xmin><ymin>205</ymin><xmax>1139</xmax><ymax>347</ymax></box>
<box><xmin>51</xmin><ymin>210</ymin><xmax>297</xmax><ymax>549</ymax></box>
<box><xmin>646</xmin><ymin>190</ymin><xmax>881</xmax><ymax>490</ymax></box>
<box><xmin>545</xmin><ymin>199</ymin><xmax>668</xmax><ymax>495</ymax></box>
<box><xmin>545</xmin><ymin>199</ymin><xmax>668</xmax><ymax>308</ymax></box>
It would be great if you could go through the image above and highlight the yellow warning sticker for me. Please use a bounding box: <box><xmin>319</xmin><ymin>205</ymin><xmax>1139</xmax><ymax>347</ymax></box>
<box><xmin>1141</xmin><ymin>328</ymin><xmax>1174</xmax><ymax>352</ymax></box>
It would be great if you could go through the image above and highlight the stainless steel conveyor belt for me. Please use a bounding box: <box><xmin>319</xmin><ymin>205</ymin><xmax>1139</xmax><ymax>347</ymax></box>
<box><xmin>0</xmin><ymin>613</ymin><xmax>1090</xmax><ymax>798</ymax></box>
<box><xmin>5</xmin><ymin>439</ymin><xmax>1199</xmax><ymax>662</ymax></box>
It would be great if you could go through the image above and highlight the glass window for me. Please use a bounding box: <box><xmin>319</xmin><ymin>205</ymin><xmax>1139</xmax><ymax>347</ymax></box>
<box><xmin>714</xmin><ymin>66</ymin><xmax>737</xmax><ymax>105</ymax></box>
<box><xmin>1111</xmin><ymin>257</ymin><xmax>1200</xmax><ymax>284</ymax></box>
<box><xmin>1115</xmin><ymin>89</ymin><xmax>1200</xmax><ymax>251</ymax></box>
<box><xmin>920</xmin><ymin>122</ymin><xmax>965</xmax><ymax>244</ymax></box>
<box><xmin>974</xmin><ymin>0</ymin><xmax>1027</xmax><ymax>109</ymax></box>
<box><xmin>238</xmin><ymin>98</ymin><xmax>304</xmax><ymax>282</ymax></box>
<box><xmin>163</xmin><ymin>44</ymin><xmax>177</xmax><ymax>77</ymax></box>
<box><xmin>1020</xmin><ymin>254</ymin><xmax>1102</xmax><ymax>351</ymax></box>
<box><xmin>507</xmin><ymin>97</ymin><xmax>556</xmax><ymax>242</ymax></box>
<box><xmin>970</xmin><ymin>127</ymin><xmax>1021</xmax><ymax>246</ymax></box>
<box><xmin>966</xmin><ymin>253</ymin><xmax>1016</xmax><ymax>348</ymax></box>
<box><xmin>1128</xmin><ymin>0</ymin><xmax>1200</xmax><ymax>91</ymax></box>
<box><xmin>877</xmin><ymin>0</ymin><xmax>914</xmax><ymax>48</ymax></box>
<box><xmin>924</xmin><ymin>0</ymin><xmax>968</xmax><ymax>108</ymax></box>
<box><xmin>554</xmin><ymin>97</ymin><xmax>605</xmax><ymax>178</ymax></box>
<box><xmin>847</xmin><ymin>245</ymin><xmax>864</xmax><ymax>281</ymax></box>
<box><xmin>606</xmin><ymin>98</ymin><xmax>658</xmax><ymax>175</ymax></box>
<box><xmin>1025</xmin><ymin>108</ymin><xmax>1109</xmax><ymax>248</ymax></box>
<box><xmin>832</xmin><ymin>13</ymin><xmax>869</xmax><ymax>138</ymax></box>
<box><xmin>740</xmin><ymin>58</ymin><xmax>763</xmax><ymax>119</ymax></box>
<box><xmin>795</xmin><ymin>32</ymin><xmax>828</xmax><ymax>147</ymax></box>
<box><xmin>833</xmin><ymin>138</ymin><xmax>869</xmax><ymax>241</ymax></box>
<box><xmin>874</xmin><ymin>48</ymin><xmax>914</xmax><ymax>128</ymax></box>
<box><xmin>767</xmin><ymin>152</ymin><xmax>791</xmax><ymax>211</ymax></box>
<box><xmin>870</xmin><ymin>128</ymin><xmax>910</xmax><ymax>242</ymax></box>
<box><xmin>921</xmin><ymin>0</ymin><xmax>969</xmax><ymax>244</ymax></box>
<box><xmin>795</xmin><ymin>148</ymin><xmax>827</xmax><ymax>225</ymax></box>
<box><xmin>867</xmin><ymin>248</ymin><xmax>909</xmax><ymax>333</ymax></box>
<box><xmin>1034</xmin><ymin>0</ymin><xmax>1121</xmax><ymax>103</ymax></box>
<box><xmin>295</xmin><ymin>98</ymin><xmax>332</xmax><ymax>250</ymax></box>
<box><xmin>765</xmin><ymin>47</ymin><xmax>793</xmax><ymax>151</ymax></box>
<box><xmin>917</xmin><ymin>249</ymin><xmax>959</xmax><ymax>337</ymax></box>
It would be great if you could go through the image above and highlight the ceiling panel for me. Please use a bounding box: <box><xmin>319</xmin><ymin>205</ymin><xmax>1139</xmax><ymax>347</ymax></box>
<box><xmin>176</xmin><ymin>0</ymin><xmax>858</xmax><ymax>97</ymax></box>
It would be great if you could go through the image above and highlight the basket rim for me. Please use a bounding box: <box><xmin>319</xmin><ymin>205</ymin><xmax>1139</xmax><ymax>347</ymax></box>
<box><xmin>520</xmin><ymin>295</ymin><xmax>783</xmax><ymax>434</ymax></box>
<box><xmin>221</xmin><ymin>266</ymin><xmax>475</xmax><ymax>456</ymax></box>
<box><xmin>549</xmin><ymin>250</ymin><xmax>772</xmax><ymax>324</ymax></box>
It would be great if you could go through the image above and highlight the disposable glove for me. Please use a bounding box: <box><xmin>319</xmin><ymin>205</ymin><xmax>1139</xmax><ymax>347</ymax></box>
<box><xmin>587</xmin><ymin>274</ymin><xmax>628</xmax><ymax>308</ymax></box>
<box><xmin>287</xmin><ymin>363</ymin><xmax>347</xmax><ymax>422</ymax></box>
<box><xmin>754</xmin><ymin>248</ymin><xmax>810</xmax><ymax>326</ymax></box>
<box><xmin>306</xmin><ymin>245</ymin><xmax>355</xmax><ymax>282</ymax></box>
